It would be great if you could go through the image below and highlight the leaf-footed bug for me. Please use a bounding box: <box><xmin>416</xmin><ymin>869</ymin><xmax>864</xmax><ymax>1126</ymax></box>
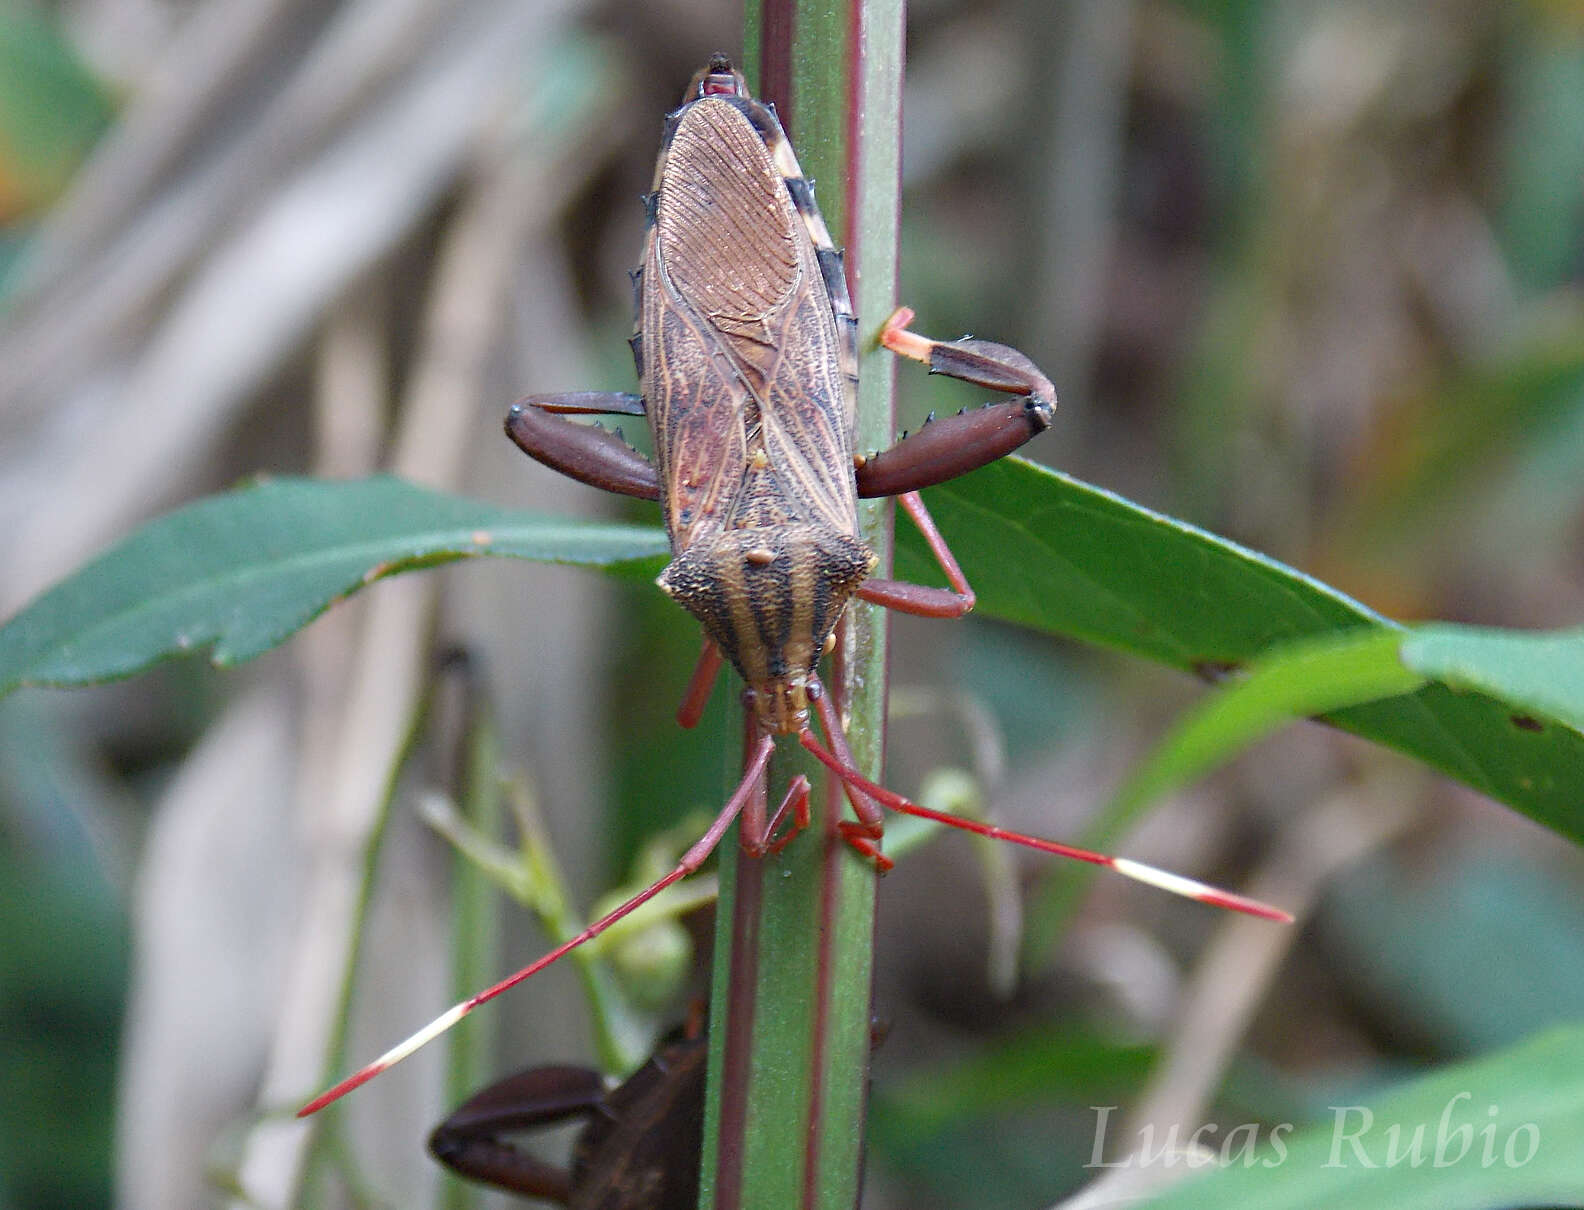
<box><xmin>300</xmin><ymin>52</ymin><xmax>1289</xmax><ymax>1118</ymax></box>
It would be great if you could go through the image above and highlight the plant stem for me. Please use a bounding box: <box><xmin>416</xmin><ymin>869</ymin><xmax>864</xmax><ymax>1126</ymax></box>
<box><xmin>699</xmin><ymin>4</ymin><xmax>903</xmax><ymax>1208</ymax></box>
<box><xmin>441</xmin><ymin>668</ymin><xmax>502</xmax><ymax>1210</ymax></box>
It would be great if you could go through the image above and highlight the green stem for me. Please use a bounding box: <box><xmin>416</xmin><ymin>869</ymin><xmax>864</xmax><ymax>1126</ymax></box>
<box><xmin>699</xmin><ymin>4</ymin><xmax>903</xmax><ymax>1208</ymax></box>
<box><xmin>441</xmin><ymin>686</ymin><xmax>502</xmax><ymax>1210</ymax></box>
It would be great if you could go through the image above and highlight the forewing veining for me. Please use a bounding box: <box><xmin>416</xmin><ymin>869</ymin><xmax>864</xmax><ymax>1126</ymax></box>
<box><xmin>656</xmin><ymin>100</ymin><xmax>798</xmax><ymax>339</ymax></box>
<box><xmin>643</xmin><ymin>273</ymin><xmax>752</xmax><ymax>551</ymax></box>
<box><xmin>645</xmin><ymin>96</ymin><xmax>857</xmax><ymax>549</ymax></box>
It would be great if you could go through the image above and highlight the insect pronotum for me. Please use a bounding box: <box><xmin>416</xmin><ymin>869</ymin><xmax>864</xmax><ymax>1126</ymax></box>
<box><xmin>300</xmin><ymin>53</ymin><xmax>1289</xmax><ymax>1117</ymax></box>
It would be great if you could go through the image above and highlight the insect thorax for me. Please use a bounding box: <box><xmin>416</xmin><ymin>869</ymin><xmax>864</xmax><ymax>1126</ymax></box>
<box><xmin>658</xmin><ymin>525</ymin><xmax>876</xmax><ymax>732</ymax></box>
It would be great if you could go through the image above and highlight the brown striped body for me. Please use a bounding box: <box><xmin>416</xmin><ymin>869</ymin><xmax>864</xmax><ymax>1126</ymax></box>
<box><xmin>642</xmin><ymin>58</ymin><xmax>873</xmax><ymax>733</ymax></box>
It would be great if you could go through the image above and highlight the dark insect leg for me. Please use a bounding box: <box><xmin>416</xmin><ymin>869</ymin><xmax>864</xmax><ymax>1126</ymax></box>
<box><xmin>856</xmin><ymin>491</ymin><xmax>975</xmax><ymax>618</ymax></box>
<box><xmin>855</xmin><ymin>307</ymin><xmax>1057</xmax><ymax>499</ymax></box>
<box><xmin>505</xmin><ymin>393</ymin><xmax>660</xmax><ymax>501</ymax></box>
<box><xmin>428</xmin><ymin>1065</ymin><xmax>606</xmax><ymax>1199</ymax></box>
<box><xmin>675</xmin><ymin>640</ymin><xmax>725</xmax><ymax>729</ymax></box>
<box><xmin>529</xmin><ymin>391</ymin><xmax>649</xmax><ymax>416</ymax></box>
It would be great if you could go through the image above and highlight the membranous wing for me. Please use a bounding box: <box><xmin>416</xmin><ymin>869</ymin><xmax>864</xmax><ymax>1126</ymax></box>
<box><xmin>644</xmin><ymin>94</ymin><xmax>857</xmax><ymax>551</ymax></box>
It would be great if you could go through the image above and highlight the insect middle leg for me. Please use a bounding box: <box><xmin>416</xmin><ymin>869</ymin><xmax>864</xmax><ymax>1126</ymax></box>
<box><xmin>856</xmin><ymin>490</ymin><xmax>975</xmax><ymax>618</ymax></box>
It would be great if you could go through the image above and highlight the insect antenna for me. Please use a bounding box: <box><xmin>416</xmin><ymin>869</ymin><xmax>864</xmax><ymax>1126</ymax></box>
<box><xmin>297</xmin><ymin>734</ymin><xmax>778</xmax><ymax>1117</ymax></box>
<box><xmin>800</xmin><ymin>684</ymin><xmax>1292</xmax><ymax>923</ymax></box>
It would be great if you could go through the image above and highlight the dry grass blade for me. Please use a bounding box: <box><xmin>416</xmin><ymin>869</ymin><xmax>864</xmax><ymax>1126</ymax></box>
<box><xmin>114</xmin><ymin>685</ymin><xmax>299</xmax><ymax>1210</ymax></box>
<box><xmin>1054</xmin><ymin>769</ymin><xmax>1421</xmax><ymax>1209</ymax></box>
<box><xmin>0</xmin><ymin>0</ymin><xmax>473</xmax><ymax>420</ymax></box>
<box><xmin>6</xmin><ymin>0</ymin><xmax>320</xmax><ymax>303</ymax></box>
<box><xmin>225</xmin><ymin>49</ymin><xmax>613</xmax><ymax>1206</ymax></box>
<box><xmin>1</xmin><ymin>0</ymin><xmax>576</xmax><ymax>615</ymax></box>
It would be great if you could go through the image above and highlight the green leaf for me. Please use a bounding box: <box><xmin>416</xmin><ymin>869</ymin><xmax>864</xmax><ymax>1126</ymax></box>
<box><xmin>1100</xmin><ymin>622</ymin><xmax>1584</xmax><ymax>847</ymax></box>
<box><xmin>1401</xmin><ymin>625</ymin><xmax>1584</xmax><ymax>735</ymax></box>
<box><xmin>1105</xmin><ymin>630</ymin><xmax>1427</xmax><ymax>831</ymax></box>
<box><xmin>1497</xmin><ymin>37</ymin><xmax>1584</xmax><ymax>293</ymax></box>
<box><xmin>900</xmin><ymin>459</ymin><xmax>1393</xmax><ymax>666</ymax></box>
<box><xmin>1138</xmin><ymin>1024</ymin><xmax>1584</xmax><ymax>1210</ymax></box>
<box><xmin>0</xmin><ymin>475</ymin><xmax>667</xmax><ymax>695</ymax></box>
<box><xmin>0</xmin><ymin>10</ymin><xmax>111</xmax><ymax>220</ymax></box>
<box><xmin>872</xmin><ymin>1030</ymin><xmax>1156</xmax><ymax>1142</ymax></box>
<box><xmin>897</xmin><ymin>458</ymin><xmax>1584</xmax><ymax>843</ymax></box>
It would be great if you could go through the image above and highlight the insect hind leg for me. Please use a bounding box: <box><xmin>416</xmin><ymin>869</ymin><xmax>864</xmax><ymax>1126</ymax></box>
<box><xmin>505</xmin><ymin>393</ymin><xmax>659</xmax><ymax>501</ymax></box>
<box><xmin>881</xmin><ymin>307</ymin><xmax>1055</xmax><ymax>406</ymax></box>
<box><xmin>855</xmin><ymin>307</ymin><xmax>1056</xmax><ymax>499</ymax></box>
<box><xmin>427</xmin><ymin>1065</ymin><xmax>605</xmax><ymax>1198</ymax></box>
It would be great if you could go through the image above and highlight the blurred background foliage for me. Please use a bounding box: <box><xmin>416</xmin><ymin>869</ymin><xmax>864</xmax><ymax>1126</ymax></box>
<box><xmin>0</xmin><ymin>1</ymin><xmax>1581</xmax><ymax>1208</ymax></box>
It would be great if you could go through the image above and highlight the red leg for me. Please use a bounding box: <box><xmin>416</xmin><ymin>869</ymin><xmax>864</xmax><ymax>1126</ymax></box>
<box><xmin>676</xmin><ymin>640</ymin><xmax>725</xmax><ymax>729</ymax></box>
<box><xmin>299</xmin><ymin>734</ymin><xmax>778</xmax><ymax>1116</ymax></box>
<box><xmin>797</xmin><ymin>726</ymin><xmax>1291</xmax><ymax>922</ymax></box>
<box><xmin>743</xmin><ymin>775</ymin><xmax>812</xmax><ymax>857</ymax></box>
<box><xmin>806</xmin><ymin>680</ymin><xmax>892</xmax><ymax>872</ymax></box>
<box><xmin>856</xmin><ymin>490</ymin><xmax>976</xmax><ymax>618</ymax></box>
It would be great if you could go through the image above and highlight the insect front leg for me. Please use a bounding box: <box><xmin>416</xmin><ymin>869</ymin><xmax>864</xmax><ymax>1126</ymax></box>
<box><xmin>506</xmin><ymin>392</ymin><xmax>660</xmax><ymax>500</ymax></box>
<box><xmin>802</xmin><ymin>678</ymin><xmax>1290</xmax><ymax>919</ymax></box>
<box><xmin>854</xmin><ymin>306</ymin><xmax>1057</xmax><ymax>499</ymax></box>
<box><xmin>804</xmin><ymin>683</ymin><xmax>893</xmax><ymax>872</ymax></box>
<box><xmin>428</xmin><ymin>1064</ymin><xmax>608</xmax><ymax>1201</ymax></box>
<box><xmin>747</xmin><ymin>774</ymin><xmax>813</xmax><ymax>857</ymax></box>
